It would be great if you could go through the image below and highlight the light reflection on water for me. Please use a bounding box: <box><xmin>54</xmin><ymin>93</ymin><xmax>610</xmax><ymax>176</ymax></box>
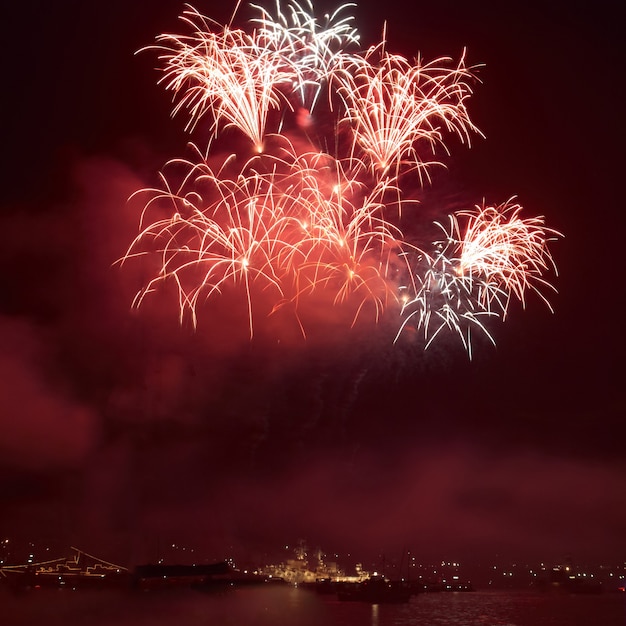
<box><xmin>2</xmin><ymin>586</ymin><xmax>625</xmax><ymax>626</ymax></box>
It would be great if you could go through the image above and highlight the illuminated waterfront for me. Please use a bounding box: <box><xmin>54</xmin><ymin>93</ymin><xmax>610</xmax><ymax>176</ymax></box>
<box><xmin>2</xmin><ymin>540</ymin><xmax>625</xmax><ymax>594</ymax></box>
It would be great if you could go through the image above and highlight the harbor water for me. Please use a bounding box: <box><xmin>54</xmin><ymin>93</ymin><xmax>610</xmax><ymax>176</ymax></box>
<box><xmin>2</xmin><ymin>585</ymin><xmax>625</xmax><ymax>626</ymax></box>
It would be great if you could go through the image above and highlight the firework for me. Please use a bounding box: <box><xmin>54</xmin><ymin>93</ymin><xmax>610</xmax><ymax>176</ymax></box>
<box><xmin>338</xmin><ymin>49</ymin><xmax>481</xmax><ymax>179</ymax></box>
<box><xmin>123</xmin><ymin>0</ymin><xmax>562</xmax><ymax>355</ymax></box>
<box><xmin>124</xmin><ymin>153</ymin><xmax>289</xmax><ymax>336</ymax></box>
<box><xmin>396</xmin><ymin>201</ymin><xmax>562</xmax><ymax>354</ymax></box>
<box><xmin>290</xmin><ymin>170</ymin><xmax>406</xmax><ymax>325</ymax></box>
<box><xmin>123</xmin><ymin>141</ymin><xmax>408</xmax><ymax>336</ymax></box>
<box><xmin>153</xmin><ymin>7</ymin><xmax>289</xmax><ymax>152</ymax></box>
<box><xmin>455</xmin><ymin>199</ymin><xmax>562</xmax><ymax>316</ymax></box>
<box><xmin>396</xmin><ymin>246</ymin><xmax>500</xmax><ymax>359</ymax></box>
<box><xmin>251</xmin><ymin>0</ymin><xmax>362</xmax><ymax>111</ymax></box>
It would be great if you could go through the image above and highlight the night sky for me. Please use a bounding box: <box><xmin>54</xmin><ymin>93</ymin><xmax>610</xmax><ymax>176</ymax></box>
<box><xmin>1</xmin><ymin>0</ymin><xmax>624</xmax><ymax>571</ymax></box>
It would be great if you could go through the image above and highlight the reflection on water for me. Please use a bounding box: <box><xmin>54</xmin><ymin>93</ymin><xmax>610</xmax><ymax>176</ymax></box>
<box><xmin>371</xmin><ymin>603</ymin><xmax>380</xmax><ymax>626</ymax></box>
<box><xmin>1</xmin><ymin>585</ymin><xmax>625</xmax><ymax>626</ymax></box>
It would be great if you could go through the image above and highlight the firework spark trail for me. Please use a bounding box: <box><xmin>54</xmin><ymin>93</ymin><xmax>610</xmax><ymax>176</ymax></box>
<box><xmin>290</xmin><ymin>172</ymin><xmax>407</xmax><ymax>324</ymax></box>
<box><xmin>455</xmin><ymin>200</ymin><xmax>562</xmax><ymax>316</ymax></box>
<box><xmin>338</xmin><ymin>50</ymin><xmax>482</xmax><ymax>179</ymax></box>
<box><xmin>124</xmin><ymin>142</ymin><xmax>409</xmax><ymax>335</ymax></box>
<box><xmin>123</xmin><ymin>0</ymin><xmax>562</xmax><ymax>354</ymax></box>
<box><xmin>396</xmin><ymin>227</ymin><xmax>503</xmax><ymax>359</ymax></box>
<box><xmin>154</xmin><ymin>7</ymin><xmax>290</xmax><ymax>152</ymax></box>
<box><xmin>125</xmin><ymin>155</ymin><xmax>297</xmax><ymax>335</ymax></box>
<box><xmin>395</xmin><ymin>200</ymin><xmax>562</xmax><ymax>355</ymax></box>
<box><xmin>397</xmin><ymin>254</ymin><xmax>500</xmax><ymax>360</ymax></box>
<box><xmin>251</xmin><ymin>0</ymin><xmax>362</xmax><ymax>112</ymax></box>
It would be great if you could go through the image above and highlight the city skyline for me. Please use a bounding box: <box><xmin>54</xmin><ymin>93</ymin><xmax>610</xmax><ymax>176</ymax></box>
<box><xmin>2</xmin><ymin>537</ymin><xmax>625</xmax><ymax>594</ymax></box>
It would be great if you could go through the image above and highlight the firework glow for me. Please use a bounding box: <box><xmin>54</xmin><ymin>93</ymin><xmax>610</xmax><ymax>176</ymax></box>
<box><xmin>122</xmin><ymin>0</ymin><xmax>562</xmax><ymax>354</ymax></box>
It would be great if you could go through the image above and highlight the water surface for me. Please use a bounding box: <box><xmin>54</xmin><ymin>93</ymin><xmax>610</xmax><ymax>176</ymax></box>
<box><xmin>2</xmin><ymin>586</ymin><xmax>625</xmax><ymax>625</ymax></box>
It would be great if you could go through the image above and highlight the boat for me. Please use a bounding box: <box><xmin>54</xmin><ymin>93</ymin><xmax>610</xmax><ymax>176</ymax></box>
<box><xmin>337</xmin><ymin>577</ymin><xmax>412</xmax><ymax>603</ymax></box>
<box><xmin>0</xmin><ymin>547</ymin><xmax>130</xmax><ymax>591</ymax></box>
<box><xmin>133</xmin><ymin>561</ymin><xmax>232</xmax><ymax>590</ymax></box>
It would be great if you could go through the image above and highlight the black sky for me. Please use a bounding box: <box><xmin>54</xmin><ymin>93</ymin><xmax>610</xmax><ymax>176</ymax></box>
<box><xmin>1</xmin><ymin>0</ymin><xmax>624</xmax><ymax>570</ymax></box>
